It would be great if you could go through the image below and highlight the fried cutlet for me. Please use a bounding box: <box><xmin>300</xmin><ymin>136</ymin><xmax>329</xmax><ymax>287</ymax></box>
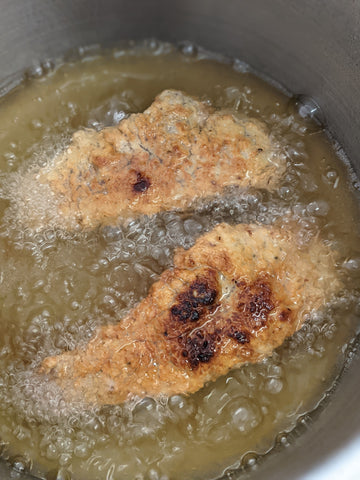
<box><xmin>12</xmin><ymin>90</ymin><xmax>285</xmax><ymax>231</ymax></box>
<box><xmin>40</xmin><ymin>223</ymin><xmax>339</xmax><ymax>405</ymax></box>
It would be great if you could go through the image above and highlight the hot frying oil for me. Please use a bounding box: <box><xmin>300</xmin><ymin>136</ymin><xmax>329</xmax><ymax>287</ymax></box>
<box><xmin>0</xmin><ymin>41</ymin><xmax>359</xmax><ymax>480</ymax></box>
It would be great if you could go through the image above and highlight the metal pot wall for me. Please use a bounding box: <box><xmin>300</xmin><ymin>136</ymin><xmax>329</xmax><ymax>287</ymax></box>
<box><xmin>0</xmin><ymin>1</ymin><xmax>359</xmax><ymax>479</ymax></box>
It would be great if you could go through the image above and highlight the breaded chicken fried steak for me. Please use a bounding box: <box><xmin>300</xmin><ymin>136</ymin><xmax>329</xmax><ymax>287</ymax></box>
<box><xmin>13</xmin><ymin>90</ymin><xmax>285</xmax><ymax>231</ymax></box>
<box><xmin>41</xmin><ymin>223</ymin><xmax>339</xmax><ymax>405</ymax></box>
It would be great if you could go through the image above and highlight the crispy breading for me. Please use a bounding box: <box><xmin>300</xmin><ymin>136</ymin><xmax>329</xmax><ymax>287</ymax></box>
<box><xmin>40</xmin><ymin>223</ymin><xmax>339</xmax><ymax>405</ymax></box>
<box><xmin>14</xmin><ymin>90</ymin><xmax>285</xmax><ymax>230</ymax></box>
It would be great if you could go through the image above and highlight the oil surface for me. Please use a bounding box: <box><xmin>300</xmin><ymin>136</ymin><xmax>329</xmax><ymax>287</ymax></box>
<box><xmin>0</xmin><ymin>41</ymin><xmax>359</xmax><ymax>480</ymax></box>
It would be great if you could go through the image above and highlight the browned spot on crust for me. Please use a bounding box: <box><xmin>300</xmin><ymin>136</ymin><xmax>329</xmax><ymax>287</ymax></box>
<box><xmin>166</xmin><ymin>275</ymin><xmax>276</xmax><ymax>370</ymax></box>
<box><xmin>279</xmin><ymin>308</ymin><xmax>292</xmax><ymax>322</ymax></box>
<box><xmin>133</xmin><ymin>172</ymin><xmax>151</xmax><ymax>193</ymax></box>
<box><xmin>237</xmin><ymin>280</ymin><xmax>275</xmax><ymax>329</ymax></box>
<box><xmin>92</xmin><ymin>154</ymin><xmax>118</xmax><ymax>169</ymax></box>
<box><xmin>228</xmin><ymin>328</ymin><xmax>250</xmax><ymax>344</ymax></box>
<box><xmin>162</xmin><ymin>269</ymin><xmax>220</xmax><ymax>369</ymax></box>
<box><xmin>93</xmin><ymin>155</ymin><xmax>108</xmax><ymax>168</ymax></box>
<box><xmin>170</xmin><ymin>276</ymin><xmax>218</xmax><ymax>324</ymax></box>
<box><xmin>180</xmin><ymin>330</ymin><xmax>216</xmax><ymax>368</ymax></box>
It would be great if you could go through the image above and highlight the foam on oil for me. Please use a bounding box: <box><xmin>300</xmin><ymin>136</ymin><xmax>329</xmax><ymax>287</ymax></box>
<box><xmin>0</xmin><ymin>41</ymin><xmax>359</xmax><ymax>480</ymax></box>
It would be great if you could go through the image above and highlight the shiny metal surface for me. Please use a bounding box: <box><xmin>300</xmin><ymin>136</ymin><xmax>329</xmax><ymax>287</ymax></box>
<box><xmin>0</xmin><ymin>1</ymin><xmax>359</xmax><ymax>479</ymax></box>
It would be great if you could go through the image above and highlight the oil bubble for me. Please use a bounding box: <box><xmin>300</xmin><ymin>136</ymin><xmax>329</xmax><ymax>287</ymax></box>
<box><xmin>231</xmin><ymin>399</ymin><xmax>262</xmax><ymax>434</ymax></box>
<box><xmin>232</xmin><ymin>58</ymin><xmax>249</xmax><ymax>73</ymax></box>
<box><xmin>307</xmin><ymin>200</ymin><xmax>329</xmax><ymax>217</ymax></box>
<box><xmin>275</xmin><ymin>432</ymin><xmax>290</xmax><ymax>447</ymax></box>
<box><xmin>168</xmin><ymin>395</ymin><xmax>195</xmax><ymax>420</ymax></box>
<box><xmin>147</xmin><ymin>468</ymin><xmax>162</xmax><ymax>480</ymax></box>
<box><xmin>74</xmin><ymin>442</ymin><xmax>91</xmax><ymax>458</ymax></box>
<box><xmin>241</xmin><ymin>452</ymin><xmax>259</xmax><ymax>470</ymax></box>
<box><xmin>178</xmin><ymin>41</ymin><xmax>198</xmax><ymax>57</ymax></box>
<box><xmin>291</xmin><ymin>94</ymin><xmax>325</xmax><ymax>126</ymax></box>
<box><xmin>25</xmin><ymin>64</ymin><xmax>45</xmax><ymax>80</ymax></box>
<box><xmin>323</xmin><ymin>168</ymin><xmax>340</xmax><ymax>188</ymax></box>
<box><xmin>9</xmin><ymin>454</ymin><xmax>31</xmax><ymax>473</ymax></box>
<box><xmin>342</xmin><ymin>257</ymin><xmax>360</xmax><ymax>272</ymax></box>
<box><xmin>47</xmin><ymin>467</ymin><xmax>72</xmax><ymax>480</ymax></box>
<box><xmin>265</xmin><ymin>378</ymin><xmax>284</xmax><ymax>395</ymax></box>
<box><xmin>31</xmin><ymin>119</ymin><xmax>43</xmax><ymax>130</ymax></box>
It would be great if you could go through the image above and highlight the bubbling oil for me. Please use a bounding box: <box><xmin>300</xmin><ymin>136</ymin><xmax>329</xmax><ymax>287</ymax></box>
<box><xmin>0</xmin><ymin>41</ymin><xmax>359</xmax><ymax>480</ymax></box>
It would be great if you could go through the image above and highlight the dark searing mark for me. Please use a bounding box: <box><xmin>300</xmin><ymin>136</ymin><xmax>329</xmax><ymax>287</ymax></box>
<box><xmin>170</xmin><ymin>279</ymin><xmax>218</xmax><ymax>324</ymax></box>
<box><xmin>133</xmin><ymin>172</ymin><xmax>151</xmax><ymax>193</ymax></box>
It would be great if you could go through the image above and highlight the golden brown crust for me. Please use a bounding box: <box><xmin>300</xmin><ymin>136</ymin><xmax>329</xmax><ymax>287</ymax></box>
<box><xmin>40</xmin><ymin>223</ymin><xmax>340</xmax><ymax>405</ymax></box>
<box><xmin>16</xmin><ymin>90</ymin><xmax>285</xmax><ymax>230</ymax></box>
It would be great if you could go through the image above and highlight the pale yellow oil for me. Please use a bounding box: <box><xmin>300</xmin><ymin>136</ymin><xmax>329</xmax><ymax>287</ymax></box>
<box><xmin>0</xmin><ymin>41</ymin><xmax>359</xmax><ymax>480</ymax></box>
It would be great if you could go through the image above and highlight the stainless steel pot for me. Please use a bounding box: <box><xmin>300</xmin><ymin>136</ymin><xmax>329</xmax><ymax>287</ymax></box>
<box><xmin>1</xmin><ymin>1</ymin><xmax>359</xmax><ymax>479</ymax></box>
